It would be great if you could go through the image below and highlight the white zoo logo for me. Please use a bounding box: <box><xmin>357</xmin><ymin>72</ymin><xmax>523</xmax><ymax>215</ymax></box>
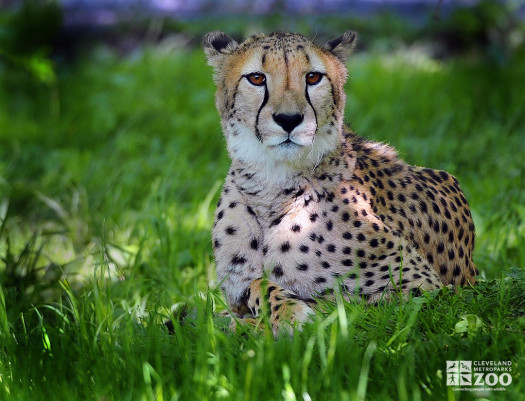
<box><xmin>447</xmin><ymin>361</ymin><xmax>472</xmax><ymax>386</ymax></box>
<box><xmin>446</xmin><ymin>360</ymin><xmax>472</xmax><ymax>386</ymax></box>
<box><xmin>446</xmin><ymin>360</ymin><xmax>513</xmax><ymax>388</ymax></box>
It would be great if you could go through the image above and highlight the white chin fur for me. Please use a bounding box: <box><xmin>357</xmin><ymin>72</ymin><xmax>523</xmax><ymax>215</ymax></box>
<box><xmin>226</xmin><ymin>123</ymin><xmax>339</xmax><ymax>184</ymax></box>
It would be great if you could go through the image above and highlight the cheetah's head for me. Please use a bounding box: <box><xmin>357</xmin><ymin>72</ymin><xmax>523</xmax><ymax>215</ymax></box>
<box><xmin>203</xmin><ymin>31</ymin><xmax>356</xmax><ymax>175</ymax></box>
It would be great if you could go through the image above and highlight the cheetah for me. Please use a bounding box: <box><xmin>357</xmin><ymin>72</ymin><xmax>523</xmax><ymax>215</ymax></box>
<box><xmin>203</xmin><ymin>30</ymin><xmax>478</xmax><ymax>335</ymax></box>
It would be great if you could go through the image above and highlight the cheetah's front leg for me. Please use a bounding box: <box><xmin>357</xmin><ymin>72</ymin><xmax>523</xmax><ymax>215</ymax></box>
<box><xmin>230</xmin><ymin>278</ymin><xmax>314</xmax><ymax>336</ymax></box>
<box><xmin>213</xmin><ymin>178</ymin><xmax>313</xmax><ymax>336</ymax></box>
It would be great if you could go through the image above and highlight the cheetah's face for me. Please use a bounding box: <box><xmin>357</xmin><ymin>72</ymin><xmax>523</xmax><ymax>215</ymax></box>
<box><xmin>204</xmin><ymin>31</ymin><xmax>356</xmax><ymax>172</ymax></box>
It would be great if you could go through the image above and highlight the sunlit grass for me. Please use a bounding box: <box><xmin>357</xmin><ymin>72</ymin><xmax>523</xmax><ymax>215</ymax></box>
<box><xmin>0</xmin><ymin>43</ymin><xmax>524</xmax><ymax>400</ymax></box>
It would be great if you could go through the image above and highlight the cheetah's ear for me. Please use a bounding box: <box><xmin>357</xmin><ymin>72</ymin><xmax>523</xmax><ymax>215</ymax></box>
<box><xmin>203</xmin><ymin>31</ymin><xmax>239</xmax><ymax>69</ymax></box>
<box><xmin>324</xmin><ymin>31</ymin><xmax>357</xmax><ymax>63</ymax></box>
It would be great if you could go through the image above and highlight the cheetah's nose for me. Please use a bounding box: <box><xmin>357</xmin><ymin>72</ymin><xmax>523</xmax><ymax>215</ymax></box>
<box><xmin>272</xmin><ymin>113</ymin><xmax>304</xmax><ymax>134</ymax></box>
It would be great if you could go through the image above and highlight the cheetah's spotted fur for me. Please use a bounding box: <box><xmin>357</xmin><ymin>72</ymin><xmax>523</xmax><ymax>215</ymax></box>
<box><xmin>203</xmin><ymin>30</ymin><xmax>478</xmax><ymax>335</ymax></box>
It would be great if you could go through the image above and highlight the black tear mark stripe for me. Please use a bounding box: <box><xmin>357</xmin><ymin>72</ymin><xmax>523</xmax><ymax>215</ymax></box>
<box><xmin>305</xmin><ymin>87</ymin><xmax>318</xmax><ymax>128</ymax></box>
<box><xmin>254</xmin><ymin>83</ymin><xmax>269</xmax><ymax>143</ymax></box>
<box><xmin>262</xmin><ymin>52</ymin><xmax>267</xmax><ymax>68</ymax></box>
<box><xmin>301</xmin><ymin>48</ymin><xmax>320</xmax><ymax>131</ymax></box>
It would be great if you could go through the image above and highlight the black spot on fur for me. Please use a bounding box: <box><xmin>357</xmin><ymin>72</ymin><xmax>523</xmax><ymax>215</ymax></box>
<box><xmin>270</xmin><ymin>215</ymin><xmax>284</xmax><ymax>227</ymax></box>
<box><xmin>231</xmin><ymin>255</ymin><xmax>246</xmax><ymax>265</ymax></box>
<box><xmin>440</xmin><ymin>264</ymin><xmax>448</xmax><ymax>275</ymax></box>
<box><xmin>281</xmin><ymin>242</ymin><xmax>291</xmax><ymax>253</ymax></box>
<box><xmin>297</xmin><ymin>263</ymin><xmax>309</xmax><ymax>271</ymax></box>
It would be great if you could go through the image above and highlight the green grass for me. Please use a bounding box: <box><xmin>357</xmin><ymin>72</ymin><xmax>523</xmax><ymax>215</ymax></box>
<box><xmin>0</xmin><ymin>41</ymin><xmax>524</xmax><ymax>401</ymax></box>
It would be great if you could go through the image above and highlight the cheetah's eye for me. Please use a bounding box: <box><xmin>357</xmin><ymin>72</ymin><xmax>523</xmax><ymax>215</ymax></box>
<box><xmin>306</xmin><ymin>72</ymin><xmax>323</xmax><ymax>86</ymax></box>
<box><xmin>246</xmin><ymin>73</ymin><xmax>266</xmax><ymax>86</ymax></box>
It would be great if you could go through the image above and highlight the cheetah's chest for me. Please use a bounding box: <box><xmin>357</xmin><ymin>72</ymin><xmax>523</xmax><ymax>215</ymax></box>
<box><xmin>252</xmin><ymin>182</ymin><xmax>372</xmax><ymax>299</ymax></box>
